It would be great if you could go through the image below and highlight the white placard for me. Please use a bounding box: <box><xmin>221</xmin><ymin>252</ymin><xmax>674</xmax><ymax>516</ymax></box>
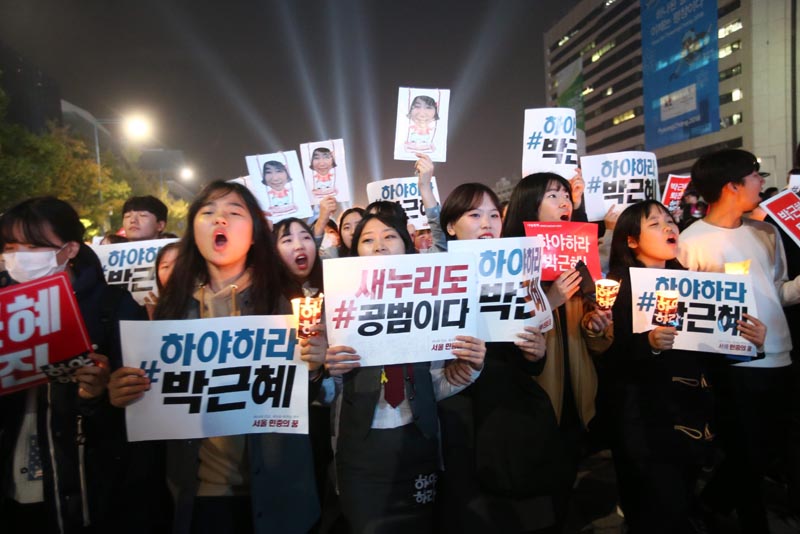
<box><xmin>789</xmin><ymin>174</ymin><xmax>800</xmax><ymax>194</ymax></box>
<box><xmin>323</xmin><ymin>253</ymin><xmax>477</xmax><ymax>366</ymax></box>
<box><xmin>366</xmin><ymin>177</ymin><xmax>441</xmax><ymax>231</ymax></box>
<box><xmin>447</xmin><ymin>237</ymin><xmax>553</xmax><ymax>341</ymax></box>
<box><xmin>121</xmin><ymin>315</ymin><xmax>308</xmax><ymax>441</ymax></box>
<box><xmin>244</xmin><ymin>151</ymin><xmax>314</xmax><ymax>223</ymax></box>
<box><xmin>629</xmin><ymin>268</ymin><xmax>759</xmax><ymax>358</ymax></box>
<box><xmin>299</xmin><ymin>138</ymin><xmax>352</xmax><ymax>205</ymax></box>
<box><xmin>393</xmin><ymin>87</ymin><xmax>450</xmax><ymax>162</ymax></box>
<box><xmin>521</xmin><ymin>108</ymin><xmax>579</xmax><ymax>178</ymax></box>
<box><xmin>91</xmin><ymin>239</ymin><xmax>179</xmax><ymax>305</ymax></box>
<box><xmin>581</xmin><ymin>151</ymin><xmax>660</xmax><ymax>221</ymax></box>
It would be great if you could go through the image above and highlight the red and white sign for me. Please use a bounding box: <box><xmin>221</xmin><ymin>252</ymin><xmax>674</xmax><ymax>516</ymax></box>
<box><xmin>524</xmin><ymin>221</ymin><xmax>601</xmax><ymax>281</ymax></box>
<box><xmin>760</xmin><ymin>190</ymin><xmax>800</xmax><ymax>250</ymax></box>
<box><xmin>662</xmin><ymin>174</ymin><xmax>691</xmax><ymax>213</ymax></box>
<box><xmin>0</xmin><ymin>273</ymin><xmax>93</xmax><ymax>395</ymax></box>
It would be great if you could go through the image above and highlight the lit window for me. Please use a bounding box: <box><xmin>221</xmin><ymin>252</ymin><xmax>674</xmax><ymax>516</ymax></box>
<box><xmin>612</xmin><ymin>109</ymin><xmax>636</xmax><ymax>125</ymax></box>
<box><xmin>605</xmin><ymin>87</ymin><xmax>614</xmax><ymax>96</ymax></box>
<box><xmin>732</xmin><ymin>88</ymin><xmax>743</xmax><ymax>101</ymax></box>
<box><xmin>558</xmin><ymin>35</ymin><xmax>570</xmax><ymax>46</ymax></box>
<box><xmin>719</xmin><ymin>40</ymin><xmax>741</xmax><ymax>59</ymax></box>
<box><xmin>592</xmin><ymin>41</ymin><xmax>616</xmax><ymax>62</ymax></box>
<box><xmin>582</xmin><ymin>86</ymin><xmax>594</xmax><ymax>96</ymax></box>
<box><xmin>719</xmin><ymin>20</ymin><xmax>743</xmax><ymax>39</ymax></box>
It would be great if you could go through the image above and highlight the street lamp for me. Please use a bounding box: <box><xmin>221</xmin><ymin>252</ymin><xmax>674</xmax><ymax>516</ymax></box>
<box><xmin>92</xmin><ymin>114</ymin><xmax>154</xmax><ymax>203</ymax></box>
<box><xmin>180</xmin><ymin>167</ymin><xmax>194</xmax><ymax>181</ymax></box>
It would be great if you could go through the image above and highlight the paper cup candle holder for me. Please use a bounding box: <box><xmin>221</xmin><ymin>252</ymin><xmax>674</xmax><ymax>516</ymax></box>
<box><xmin>595</xmin><ymin>279</ymin><xmax>621</xmax><ymax>310</ymax></box>
<box><xmin>653</xmin><ymin>290</ymin><xmax>680</xmax><ymax>326</ymax></box>
<box><xmin>291</xmin><ymin>294</ymin><xmax>324</xmax><ymax>339</ymax></box>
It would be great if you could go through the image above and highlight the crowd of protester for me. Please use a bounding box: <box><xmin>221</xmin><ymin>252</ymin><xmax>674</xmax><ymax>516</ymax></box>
<box><xmin>0</xmin><ymin>146</ymin><xmax>799</xmax><ymax>534</ymax></box>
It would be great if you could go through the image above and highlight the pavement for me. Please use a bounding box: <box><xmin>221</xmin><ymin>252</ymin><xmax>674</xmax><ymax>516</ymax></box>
<box><xmin>565</xmin><ymin>450</ymin><xmax>800</xmax><ymax>533</ymax></box>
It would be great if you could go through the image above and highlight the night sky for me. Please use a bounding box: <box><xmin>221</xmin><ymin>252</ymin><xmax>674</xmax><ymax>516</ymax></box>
<box><xmin>0</xmin><ymin>0</ymin><xmax>581</xmax><ymax>205</ymax></box>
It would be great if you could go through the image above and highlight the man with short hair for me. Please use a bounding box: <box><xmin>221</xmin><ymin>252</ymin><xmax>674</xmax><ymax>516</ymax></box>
<box><xmin>678</xmin><ymin>148</ymin><xmax>800</xmax><ymax>533</ymax></box>
<box><xmin>121</xmin><ymin>196</ymin><xmax>168</xmax><ymax>241</ymax></box>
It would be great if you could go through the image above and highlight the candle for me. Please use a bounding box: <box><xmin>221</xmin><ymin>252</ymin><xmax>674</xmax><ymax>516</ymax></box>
<box><xmin>595</xmin><ymin>279</ymin><xmax>621</xmax><ymax>310</ymax></box>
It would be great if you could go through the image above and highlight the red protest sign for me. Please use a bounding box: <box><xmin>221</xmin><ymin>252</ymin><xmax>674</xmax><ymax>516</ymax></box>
<box><xmin>761</xmin><ymin>190</ymin><xmax>800</xmax><ymax>250</ymax></box>
<box><xmin>662</xmin><ymin>174</ymin><xmax>691</xmax><ymax>213</ymax></box>
<box><xmin>524</xmin><ymin>221</ymin><xmax>601</xmax><ymax>281</ymax></box>
<box><xmin>0</xmin><ymin>272</ymin><xmax>93</xmax><ymax>396</ymax></box>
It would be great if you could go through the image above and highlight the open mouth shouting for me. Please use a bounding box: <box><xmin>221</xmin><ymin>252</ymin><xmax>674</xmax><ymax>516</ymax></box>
<box><xmin>295</xmin><ymin>253</ymin><xmax>309</xmax><ymax>271</ymax></box>
<box><xmin>214</xmin><ymin>230</ymin><xmax>228</xmax><ymax>251</ymax></box>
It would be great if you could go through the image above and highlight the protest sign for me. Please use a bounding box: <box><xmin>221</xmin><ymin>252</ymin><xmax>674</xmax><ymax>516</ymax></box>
<box><xmin>662</xmin><ymin>174</ymin><xmax>692</xmax><ymax>214</ymax></box>
<box><xmin>581</xmin><ymin>151</ymin><xmax>660</xmax><ymax>221</ymax></box>
<box><xmin>244</xmin><ymin>151</ymin><xmax>313</xmax><ymax>222</ymax></box>
<box><xmin>629</xmin><ymin>268</ymin><xmax>759</xmax><ymax>358</ymax></box>
<box><xmin>92</xmin><ymin>239</ymin><xmax>178</xmax><ymax>305</ymax></box>
<box><xmin>0</xmin><ymin>273</ymin><xmax>93</xmax><ymax>395</ymax></box>
<box><xmin>299</xmin><ymin>138</ymin><xmax>352</xmax><ymax>205</ymax></box>
<box><xmin>323</xmin><ymin>253</ymin><xmax>477</xmax><ymax>366</ymax></box>
<box><xmin>760</xmin><ymin>190</ymin><xmax>800</xmax><ymax>250</ymax></box>
<box><xmin>521</xmin><ymin>108</ymin><xmax>579</xmax><ymax>178</ymax></box>
<box><xmin>366</xmin><ymin>177</ymin><xmax>441</xmax><ymax>231</ymax></box>
<box><xmin>448</xmin><ymin>237</ymin><xmax>552</xmax><ymax>341</ymax></box>
<box><xmin>121</xmin><ymin>315</ymin><xmax>308</xmax><ymax>441</ymax></box>
<box><xmin>524</xmin><ymin>221</ymin><xmax>601</xmax><ymax>281</ymax></box>
<box><xmin>789</xmin><ymin>175</ymin><xmax>800</xmax><ymax>194</ymax></box>
<box><xmin>394</xmin><ymin>87</ymin><xmax>450</xmax><ymax>162</ymax></box>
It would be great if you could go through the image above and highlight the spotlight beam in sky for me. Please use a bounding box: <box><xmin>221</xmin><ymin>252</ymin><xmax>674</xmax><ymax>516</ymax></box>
<box><xmin>448</xmin><ymin>2</ymin><xmax>526</xmax><ymax>134</ymax></box>
<box><xmin>154</xmin><ymin>3</ymin><xmax>284</xmax><ymax>155</ymax></box>
<box><xmin>273</xmin><ymin>0</ymin><xmax>329</xmax><ymax>141</ymax></box>
<box><xmin>351</xmin><ymin>0</ymin><xmax>383</xmax><ymax>182</ymax></box>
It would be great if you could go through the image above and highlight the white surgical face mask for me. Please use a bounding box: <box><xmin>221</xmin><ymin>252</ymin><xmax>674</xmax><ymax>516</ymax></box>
<box><xmin>4</xmin><ymin>244</ymin><xmax>68</xmax><ymax>283</ymax></box>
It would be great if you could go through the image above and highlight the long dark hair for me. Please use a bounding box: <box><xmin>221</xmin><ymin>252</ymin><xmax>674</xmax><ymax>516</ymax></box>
<box><xmin>272</xmin><ymin>217</ymin><xmax>324</xmax><ymax>299</ymax></box>
<box><xmin>1</xmin><ymin>196</ymin><xmax>103</xmax><ymax>280</ymax></box>
<box><xmin>440</xmin><ymin>183</ymin><xmax>501</xmax><ymax>241</ymax></box>
<box><xmin>155</xmin><ymin>181</ymin><xmax>281</xmax><ymax>319</ymax></box>
<box><xmin>608</xmin><ymin>200</ymin><xmax>683</xmax><ymax>274</ymax></box>
<box><xmin>351</xmin><ymin>213</ymin><xmax>416</xmax><ymax>256</ymax></box>
<box><xmin>337</xmin><ymin>207</ymin><xmax>365</xmax><ymax>256</ymax></box>
<box><xmin>154</xmin><ymin>241</ymin><xmax>180</xmax><ymax>293</ymax></box>
<box><xmin>502</xmin><ymin>172</ymin><xmax>571</xmax><ymax>237</ymax></box>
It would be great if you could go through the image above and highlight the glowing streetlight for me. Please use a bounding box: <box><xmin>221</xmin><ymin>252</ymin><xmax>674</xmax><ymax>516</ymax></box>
<box><xmin>93</xmin><ymin>113</ymin><xmax>155</xmax><ymax>206</ymax></box>
<box><xmin>122</xmin><ymin>115</ymin><xmax>154</xmax><ymax>141</ymax></box>
<box><xmin>180</xmin><ymin>167</ymin><xmax>194</xmax><ymax>181</ymax></box>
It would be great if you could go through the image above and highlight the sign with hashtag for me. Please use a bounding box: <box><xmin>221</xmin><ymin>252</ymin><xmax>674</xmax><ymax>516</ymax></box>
<box><xmin>760</xmin><ymin>190</ymin><xmax>800</xmax><ymax>250</ymax></box>
<box><xmin>448</xmin><ymin>237</ymin><xmax>552</xmax><ymax>341</ymax></box>
<box><xmin>628</xmin><ymin>268</ymin><xmax>759</xmax><ymax>358</ymax></box>
<box><xmin>366</xmin><ymin>176</ymin><xmax>441</xmax><ymax>231</ymax></box>
<box><xmin>120</xmin><ymin>315</ymin><xmax>308</xmax><ymax>441</ymax></box>
<box><xmin>580</xmin><ymin>151</ymin><xmax>660</xmax><ymax>221</ymax></box>
<box><xmin>244</xmin><ymin>150</ymin><xmax>314</xmax><ymax>223</ymax></box>
<box><xmin>322</xmin><ymin>253</ymin><xmax>478</xmax><ymax>366</ymax></box>
<box><xmin>92</xmin><ymin>238</ymin><xmax>179</xmax><ymax>306</ymax></box>
<box><xmin>661</xmin><ymin>174</ymin><xmax>692</xmax><ymax>215</ymax></box>
<box><xmin>393</xmin><ymin>87</ymin><xmax>451</xmax><ymax>163</ymax></box>
<box><xmin>522</xmin><ymin>108</ymin><xmax>579</xmax><ymax>179</ymax></box>
<box><xmin>0</xmin><ymin>273</ymin><xmax>94</xmax><ymax>396</ymax></box>
<box><xmin>523</xmin><ymin>221</ymin><xmax>601</xmax><ymax>282</ymax></box>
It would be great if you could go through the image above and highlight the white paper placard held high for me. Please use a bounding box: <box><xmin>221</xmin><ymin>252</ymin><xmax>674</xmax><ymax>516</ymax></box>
<box><xmin>448</xmin><ymin>237</ymin><xmax>553</xmax><ymax>341</ymax></box>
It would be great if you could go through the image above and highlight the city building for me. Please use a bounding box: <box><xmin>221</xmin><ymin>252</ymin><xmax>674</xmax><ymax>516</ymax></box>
<box><xmin>0</xmin><ymin>40</ymin><xmax>61</xmax><ymax>133</ymax></box>
<box><xmin>544</xmin><ymin>0</ymin><xmax>799</xmax><ymax>187</ymax></box>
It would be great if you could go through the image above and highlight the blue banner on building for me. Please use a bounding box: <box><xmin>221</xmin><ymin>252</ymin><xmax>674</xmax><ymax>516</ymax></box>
<box><xmin>641</xmin><ymin>0</ymin><xmax>719</xmax><ymax>150</ymax></box>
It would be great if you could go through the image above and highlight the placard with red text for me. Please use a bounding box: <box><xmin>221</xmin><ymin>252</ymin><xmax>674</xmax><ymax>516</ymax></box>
<box><xmin>323</xmin><ymin>254</ymin><xmax>477</xmax><ymax>366</ymax></box>
<box><xmin>524</xmin><ymin>221</ymin><xmax>601</xmax><ymax>281</ymax></box>
<box><xmin>0</xmin><ymin>273</ymin><xmax>92</xmax><ymax>395</ymax></box>
<box><xmin>760</xmin><ymin>190</ymin><xmax>800</xmax><ymax>250</ymax></box>
<box><xmin>662</xmin><ymin>174</ymin><xmax>691</xmax><ymax>214</ymax></box>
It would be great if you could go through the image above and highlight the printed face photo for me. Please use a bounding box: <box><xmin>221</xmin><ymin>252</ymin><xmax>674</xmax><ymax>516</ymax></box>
<box><xmin>263</xmin><ymin>163</ymin><xmax>289</xmax><ymax>191</ymax></box>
